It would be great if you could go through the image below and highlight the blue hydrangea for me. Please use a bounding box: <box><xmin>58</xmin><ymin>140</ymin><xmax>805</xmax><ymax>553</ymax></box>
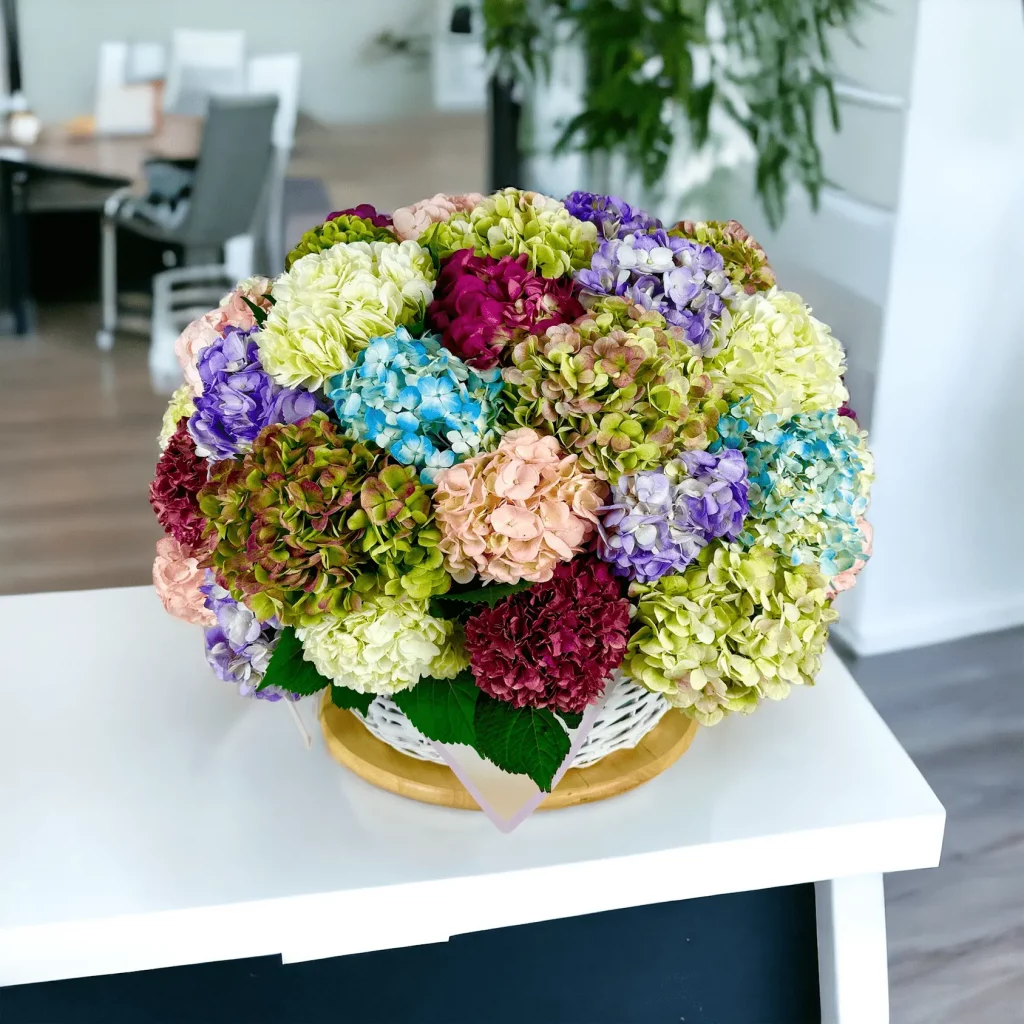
<box><xmin>326</xmin><ymin>327</ymin><xmax>503</xmax><ymax>484</ymax></box>
<box><xmin>713</xmin><ymin>401</ymin><xmax>873</xmax><ymax>577</ymax></box>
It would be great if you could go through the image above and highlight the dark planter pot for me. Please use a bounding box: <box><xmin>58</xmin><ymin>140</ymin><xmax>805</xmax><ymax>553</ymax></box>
<box><xmin>487</xmin><ymin>76</ymin><xmax>522</xmax><ymax>192</ymax></box>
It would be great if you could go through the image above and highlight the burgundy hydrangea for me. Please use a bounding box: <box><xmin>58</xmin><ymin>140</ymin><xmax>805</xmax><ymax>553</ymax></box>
<box><xmin>464</xmin><ymin>556</ymin><xmax>631</xmax><ymax>714</ymax></box>
<box><xmin>150</xmin><ymin>420</ymin><xmax>209</xmax><ymax>549</ymax></box>
<box><xmin>326</xmin><ymin>204</ymin><xmax>392</xmax><ymax>228</ymax></box>
<box><xmin>426</xmin><ymin>249</ymin><xmax>585</xmax><ymax>370</ymax></box>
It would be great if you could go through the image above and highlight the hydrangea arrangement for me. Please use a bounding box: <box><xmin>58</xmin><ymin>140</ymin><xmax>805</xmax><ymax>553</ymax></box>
<box><xmin>151</xmin><ymin>189</ymin><xmax>872</xmax><ymax>793</ymax></box>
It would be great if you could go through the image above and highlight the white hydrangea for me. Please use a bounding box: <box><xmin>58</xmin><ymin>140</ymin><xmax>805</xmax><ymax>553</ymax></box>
<box><xmin>295</xmin><ymin>592</ymin><xmax>467</xmax><ymax>696</ymax></box>
<box><xmin>257</xmin><ymin>239</ymin><xmax>436</xmax><ymax>390</ymax></box>
<box><xmin>711</xmin><ymin>287</ymin><xmax>849</xmax><ymax>419</ymax></box>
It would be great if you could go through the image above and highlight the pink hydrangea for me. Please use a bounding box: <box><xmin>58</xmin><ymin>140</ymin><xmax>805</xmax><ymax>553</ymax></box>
<box><xmin>215</xmin><ymin>275</ymin><xmax>273</xmax><ymax>332</ymax></box>
<box><xmin>433</xmin><ymin>428</ymin><xmax>607</xmax><ymax>585</ymax></box>
<box><xmin>826</xmin><ymin>518</ymin><xmax>873</xmax><ymax>598</ymax></box>
<box><xmin>152</xmin><ymin>537</ymin><xmax>214</xmax><ymax>626</ymax></box>
<box><xmin>427</xmin><ymin>249</ymin><xmax>584</xmax><ymax>369</ymax></box>
<box><xmin>392</xmin><ymin>192</ymin><xmax>484</xmax><ymax>242</ymax></box>
<box><xmin>174</xmin><ymin>277</ymin><xmax>273</xmax><ymax>395</ymax></box>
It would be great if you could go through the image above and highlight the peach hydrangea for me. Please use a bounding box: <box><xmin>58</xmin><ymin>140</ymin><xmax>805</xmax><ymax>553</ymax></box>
<box><xmin>392</xmin><ymin>192</ymin><xmax>484</xmax><ymax>242</ymax></box>
<box><xmin>152</xmin><ymin>537</ymin><xmax>214</xmax><ymax>626</ymax></box>
<box><xmin>433</xmin><ymin>427</ymin><xmax>606</xmax><ymax>585</ymax></box>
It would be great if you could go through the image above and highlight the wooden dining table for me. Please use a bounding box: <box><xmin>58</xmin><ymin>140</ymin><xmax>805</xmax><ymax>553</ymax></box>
<box><xmin>0</xmin><ymin>115</ymin><xmax>202</xmax><ymax>334</ymax></box>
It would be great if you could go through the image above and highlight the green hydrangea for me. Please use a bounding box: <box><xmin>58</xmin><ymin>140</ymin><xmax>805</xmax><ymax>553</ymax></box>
<box><xmin>708</xmin><ymin>288</ymin><xmax>849</xmax><ymax>420</ymax></box>
<box><xmin>420</xmin><ymin>188</ymin><xmax>598</xmax><ymax>278</ymax></box>
<box><xmin>346</xmin><ymin>463</ymin><xmax>452</xmax><ymax>600</ymax></box>
<box><xmin>158</xmin><ymin>383</ymin><xmax>195</xmax><ymax>449</ymax></box>
<box><xmin>623</xmin><ymin>542</ymin><xmax>838</xmax><ymax>725</ymax></box>
<box><xmin>198</xmin><ymin>413</ymin><xmax>379</xmax><ymax>626</ymax></box>
<box><xmin>500</xmin><ymin>304</ymin><xmax>725</xmax><ymax>481</ymax></box>
<box><xmin>669</xmin><ymin>219</ymin><xmax>775</xmax><ymax>295</ymax></box>
<box><xmin>285</xmin><ymin>214</ymin><xmax>397</xmax><ymax>269</ymax></box>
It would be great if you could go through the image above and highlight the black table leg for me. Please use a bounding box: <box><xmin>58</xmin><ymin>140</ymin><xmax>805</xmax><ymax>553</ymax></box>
<box><xmin>0</xmin><ymin>158</ymin><xmax>34</xmax><ymax>335</ymax></box>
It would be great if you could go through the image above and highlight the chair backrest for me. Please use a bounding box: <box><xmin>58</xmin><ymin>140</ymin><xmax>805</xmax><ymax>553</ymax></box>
<box><xmin>164</xmin><ymin>29</ymin><xmax>245</xmax><ymax>115</ymax></box>
<box><xmin>178</xmin><ymin>94</ymin><xmax>278</xmax><ymax>246</ymax></box>
<box><xmin>246</xmin><ymin>53</ymin><xmax>301</xmax><ymax>151</ymax></box>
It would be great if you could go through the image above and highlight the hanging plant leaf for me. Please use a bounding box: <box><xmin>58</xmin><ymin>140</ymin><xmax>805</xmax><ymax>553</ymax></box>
<box><xmin>472</xmin><ymin>695</ymin><xmax>571</xmax><ymax>792</ymax></box>
<box><xmin>392</xmin><ymin>671</ymin><xmax>480</xmax><ymax>747</ymax></box>
<box><xmin>330</xmin><ymin>683</ymin><xmax>374</xmax><ymax>716</ymax></box>
<box><xmin>256</xmin><ymin>626</ymin><xmax>330</xmax><ymax>696</ymax></box>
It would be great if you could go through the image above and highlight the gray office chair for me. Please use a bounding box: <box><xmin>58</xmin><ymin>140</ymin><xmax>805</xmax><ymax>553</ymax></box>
<box><xmin>96</xmin><ymin>94</ymin><xmax>278</xmax><ymax>351</ymax></box>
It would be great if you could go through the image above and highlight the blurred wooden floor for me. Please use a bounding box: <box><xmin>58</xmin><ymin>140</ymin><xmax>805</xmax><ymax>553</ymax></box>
<box><xmin>0</xmin><ymin>305</ymin><xmax>166</xmax><ymax>594</ymax></box>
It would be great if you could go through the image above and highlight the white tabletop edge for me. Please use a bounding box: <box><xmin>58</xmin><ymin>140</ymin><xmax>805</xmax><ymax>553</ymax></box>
<box><xmin>0</xmin><ymin>810</ymin><xmax>944</xmax><ymax>987</ymax></box>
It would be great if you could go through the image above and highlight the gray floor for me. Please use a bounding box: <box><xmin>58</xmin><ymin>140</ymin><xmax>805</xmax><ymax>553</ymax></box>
<box><xmin>837</xmin><ymin>627</ymin><xmax>1024</xmax><ymax>1024</ymax></box>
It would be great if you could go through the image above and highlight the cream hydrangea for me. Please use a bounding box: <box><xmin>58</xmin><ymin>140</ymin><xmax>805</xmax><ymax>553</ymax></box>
<box><xmin>158</xmin><ymin>383</ymin><xmax>196</xmax><ymax>449</ymax></box>
<box><xmin>623</xmin><ymin>542</ymin><xmax>838</xmax><ymax>725</ymax></box>
<box><xmin>295</xmin><ymin>591</ymin><xmax>468</xmax><ymax>696</ymax></box>
<box><xmin>709</xmin><ymin>288</ymin><xmax>848</xmax><ymax>420</ymax></box>
<box><xmin>257</xmin><ymin>240</ymin><xmax>436</xmax><ymax>390</ymax></box>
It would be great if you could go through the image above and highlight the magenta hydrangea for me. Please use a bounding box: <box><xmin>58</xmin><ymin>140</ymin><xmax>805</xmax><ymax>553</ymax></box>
<box><xmin>426</xmin><ymin>249</ymin><xmax>584</xmax><ymax>369</ymax></box>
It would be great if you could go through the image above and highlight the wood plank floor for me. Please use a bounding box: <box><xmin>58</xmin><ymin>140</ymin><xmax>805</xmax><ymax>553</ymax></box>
<box><xmin>837</xmin><ymin>630</ymin><xmax>1024</xmax><ymax>1024</ymax></box>
<box><xmin>0</xmin><ymin>306</ymin><xmax>166</xmax><ymax>595</ymax></box>
<box><xmin>0</xmin><ymin>116</ymin><xmax>1021</xmax><ymax>1020</ymax></box>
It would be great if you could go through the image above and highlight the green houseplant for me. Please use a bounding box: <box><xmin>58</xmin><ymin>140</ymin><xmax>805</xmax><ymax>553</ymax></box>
<box><xmin>482</xmin><ymin>0</ymin><xmax>871</xmax><ymax>227</ymax></box>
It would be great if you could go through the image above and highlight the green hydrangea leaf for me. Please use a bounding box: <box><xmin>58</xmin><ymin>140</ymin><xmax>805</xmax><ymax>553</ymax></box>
<box><xmin>241</xmin><ymin>295</ymin><xmax>268</xmax><ymax>326</ymax></box>
<box><xmin>557</xmin><ymin>711</ymin><xmax>584</xmax><ymax>730</ymax></box>
<box><xmin>391</xmin><ymin>670</ymin><xmax>479</xmax><ymax>747</ymax></box>
<box><xmin>330</xmin><ymin>683</ymin><xmax>374</xmax><ymax>715</ymax></box>
<box><xmin>257</xmin><ymin>626</ymin><xmax>330</xmax><ymax>696</ymax></box>
<box><xmin>429</xmin><ymin>579</ymin><xmax>533</xmax><ymax>618</ymax></box>
<box><xmin>472</xmin><ymin>696</ymin><xmax>571</xmax><ymax>792</ymax></box>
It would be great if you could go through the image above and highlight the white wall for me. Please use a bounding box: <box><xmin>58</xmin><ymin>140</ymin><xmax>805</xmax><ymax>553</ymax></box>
<box><xmin>19</xmin><ymin>0</ymin><xmax>434</xmax><ymax>125</ymax></box>
<box><xmin>833</xmin><ymin>0</ymin><xmax>1024</xmax><ymax>654</ymax></box>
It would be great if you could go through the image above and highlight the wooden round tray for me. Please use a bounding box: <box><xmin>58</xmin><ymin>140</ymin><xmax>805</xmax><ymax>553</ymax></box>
<box><xmin>320</xmin><ymin>698</ymin><xmax>699</xmax><ymax>810</ymax></box>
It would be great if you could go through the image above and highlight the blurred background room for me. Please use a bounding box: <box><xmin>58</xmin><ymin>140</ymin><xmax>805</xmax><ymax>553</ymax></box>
<box><xmin>0</xmin><ymin>1</ymin><xmax>1020</xmax><ymax>1021</ymax></box>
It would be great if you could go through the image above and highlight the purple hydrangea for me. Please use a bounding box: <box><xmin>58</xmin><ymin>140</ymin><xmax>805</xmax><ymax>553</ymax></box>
<box><xmin>563</xmin><ymin>191</ymin><xmax>662</xmax><ymax>240</ymax></box>
<box><xmin>674</xmin><ymin>450</ymin><xmax>750</xmax><ymax>541</ymax></box>
<box><xmin>201</xmin><ymin>578</ymin><xmax>297</xmax><ymax>701</ymax></box>
<box><xmin>188</xmin><ymin>326</ymin><xmax>320</xmax><ymax>461</ymax></box>
<box><xmin>597</xmin><ymin>450</ymin><xmax>749</xmax><ymax>583</ymax></box>
<box><xmin>575</xmin><ymin>230</ymin><xmax>732</xmax><ymax>352</ymax></box>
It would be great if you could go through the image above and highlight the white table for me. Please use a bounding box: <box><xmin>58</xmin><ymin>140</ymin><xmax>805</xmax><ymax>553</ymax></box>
<box><xmin>0</xmin><ymin>586</ymin><xmax>944</xmax><ymax>1022</ymax></box>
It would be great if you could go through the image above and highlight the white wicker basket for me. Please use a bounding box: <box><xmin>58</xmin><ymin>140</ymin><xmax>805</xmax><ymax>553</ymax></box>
<box><xmin>354</xmin><ymin>671</ymin><xmax>670</xmax><ymax>771</ymax></box>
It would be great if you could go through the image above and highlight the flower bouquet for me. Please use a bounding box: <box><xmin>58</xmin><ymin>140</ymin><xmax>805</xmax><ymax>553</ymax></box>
<box><xmin>151</xmin><ymin>190</ymin><xmax>873</xmax><ymax>817</ymax></box>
